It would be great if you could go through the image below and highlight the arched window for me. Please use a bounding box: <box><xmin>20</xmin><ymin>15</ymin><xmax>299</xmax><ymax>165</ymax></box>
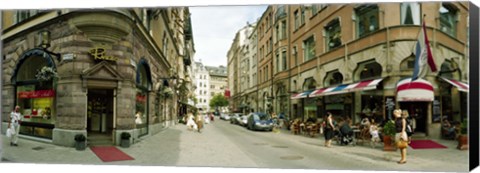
<box><xmin>324</xmin><ymin>70</ymin><xmax>344</xmax><ymax>86</ymax></box>
<box><xmin>439</xmin><ymin>60</ymin><xmax>460</xmax><ymax>79</ymax></box>
<box><xmin>12</xmin><ymin>48</ymin><xmax>57</xmax><ymax>139</ymax></box>
<box><xmin>354</xmin><ymin>60</ymin><xmax>382</xmax><ymax>81</ymax></box>
<box><xmin>302</xmin><ymin>77</ymin><xmax>317</xmax><ymax>91</ymax></box>
<box><xmin>136</xmin><ymin>58</ymin><xmax>152</xmax><ymax>137</ymax></box>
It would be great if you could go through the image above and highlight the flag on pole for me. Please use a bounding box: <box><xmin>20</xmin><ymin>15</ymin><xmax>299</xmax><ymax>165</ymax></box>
<box><xmin>412</xmin><ymin>19</ymin><xmax>437</xmax><ymax>81</ymax></box>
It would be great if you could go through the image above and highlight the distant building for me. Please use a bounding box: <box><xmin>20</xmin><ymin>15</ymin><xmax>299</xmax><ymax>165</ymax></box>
<box><xmin>192</xmin><ymin>61</ymin><xmax>227</xmax><ymax>112</ymax></box>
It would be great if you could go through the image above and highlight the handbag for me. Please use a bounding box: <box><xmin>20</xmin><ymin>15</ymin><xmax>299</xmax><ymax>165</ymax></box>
<box><xmin>6</xmin><ymin>128</ymin><xmax>12</xmax><ymax>138</ymax></box>
<box><xmin>397</xmin><ymin>139</ymin><xmax>408</xmax><ymax>149</ymax></box>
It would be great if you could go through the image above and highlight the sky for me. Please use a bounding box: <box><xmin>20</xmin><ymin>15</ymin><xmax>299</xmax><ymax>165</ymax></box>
<box><xmin>190</xmin><ymin>5</ymin><xmax>267</xmax><ymax>67</ymax></box>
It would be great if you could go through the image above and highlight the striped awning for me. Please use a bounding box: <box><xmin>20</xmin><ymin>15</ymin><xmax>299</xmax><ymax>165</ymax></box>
<box><xmin>439</xmin><ymin>77</ymin><xmax>469</xmax><ymax>92</ymax></box>
<box><xmin>290</xmin><ymin>90</ymin><xmax>314</xmax><ymax>99</ymax></box>
<box><xmin>396</xmin><ymin>78</ymin><xmax>434</xmax><ymax>102</ymax></box>
<box><xmin>309</xmin><ymin>78</ymin><xmax>384</xmax><ymax>97</ymax></box>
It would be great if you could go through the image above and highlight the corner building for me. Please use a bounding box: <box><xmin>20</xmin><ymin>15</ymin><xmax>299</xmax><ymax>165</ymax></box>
<box><xmin>1</xmin><ymin>8</ymin><xmax>195</xmax><ymax>147</ymax></box>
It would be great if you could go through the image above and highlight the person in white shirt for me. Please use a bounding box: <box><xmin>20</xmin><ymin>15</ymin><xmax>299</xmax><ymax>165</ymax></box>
<box><xmin>9</xmin><ymin>105</ymin><xmax>22</xmax><ymax>146</ymax></box>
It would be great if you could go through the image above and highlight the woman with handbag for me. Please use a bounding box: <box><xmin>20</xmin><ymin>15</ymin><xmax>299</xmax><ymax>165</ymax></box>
<box><xmin>324</xmin><ymin>112</ymin><xmax>335</xmax><ymax>148</ymax></box>
<box><xmin>9</xmin><ymin>105</ymin><xmax>22</xmax><ymax>147</ymax></box>
<box><xmin>394</xmin><ymin>109</ymin><xmax>408</xmax><ymax>164</ymax></box>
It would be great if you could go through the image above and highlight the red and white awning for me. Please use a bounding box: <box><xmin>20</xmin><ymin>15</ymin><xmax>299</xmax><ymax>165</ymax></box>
<box><xmin>396</xmin><ymin>78</ymin><xmax>434</xmax><ymax>102</ymax></box>
<box><xmin>439</xmin><ymin>77</ymin><xmax>469</xmax><ymax>92</ymax></box>
<box><xmin>309</xmin><ymin>78</ymin><xmax>383</xmax><ymax>97</ymax></box>
<box><xmin>290</xmin><ymin>90</ymin><xmax>314</xmax><ymax>99</ymax></box>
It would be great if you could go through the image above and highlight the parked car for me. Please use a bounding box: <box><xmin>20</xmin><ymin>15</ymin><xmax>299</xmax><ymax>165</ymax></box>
<box><xmin>230</xmin><ymin>113</ymin><xmax>242</xmax><ymax>124</ymax></box>
<box><xmin>220</xmin><ymin>113</ymin><xmax>230</xmax><ymax>121</ymax></box>
<box><xmin>246</xmin><ymin>112</ymin><xmax>273</xmax><ymax>131</ymax></box>
<box><xmin>239</xmin><ymin>115</ymin><xmax>249</xmax><ymax>127</ymax></box>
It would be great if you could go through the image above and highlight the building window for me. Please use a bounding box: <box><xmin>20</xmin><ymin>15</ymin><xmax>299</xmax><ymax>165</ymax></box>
<box><xmin>303</xmin><ymin>36</ymin><xmax>316</xmax><ymax>62</ymax></box>
<box><xmin>211</xmin><ymin>92</ymin><xmax>215</xmax><ymax>96</ymax></box>
<box><xmin>439</xmin><ymin>3</ymin><xmax>458</xmax><ymax>37</ymax></box>
<box><xmin>13</xmin><ymin>52</ymin><xmax>56</xmax><ymax>139</ymax></box>
<box><xmin>325</xmin><ymin>18</ymin><xmax>342</xmax><ymax>50</ymax></box>
<box><xmin>324</xmin><ymin>71</ymin><xmax>344</xmax><ymax>86</ymax></box>
<box><xmin>293</xmin><ymin>46</ymin><xmax>298</xmax><ymax>66</ymax></box>
<box><xmin>294</xmin><ymin>10</ymin><xmax>300</xmax><ymax>30</ymax></box>
<box><xmin>269</xmin><ymin>37</ymin><xmax>273</xmax><ymax>53</ymax></box>
<box><xmin>15</xmin><ymin>10</ymin><xmax>38</xmax><ymax>24</ymax></box>
<box><xmin>211</xmin><ymin>85</ymin><xmax>215</xmax><ymax>89</ymax></box>
<box><xmin>400</xmin><ymin>2</ymin><xmax>421</xmax><ymax>25</ymax></box>
<box><xmin>355</xmin><ymin>5</ymin><xmax>379</xmax><ymax>38</ymax></box>
<box><xmin>276</xmin><ymin>51</ymin><xmax>280</xmax><ymax>73</ymax></box>
<box><xmin>163</xmin><ymin>32</ymin><xmax>169</xmax><ymax>58</ymax></box>
<box><xmin>400</xmin><ymin>56</ymin><xmax>416</xmax><ymax>70</ymax></box>
<box><xmin>282</xmin><ymin>49</ymin><xmax>287</xmax><ymax>71</ymax></box>
<box><xmin>300</xmin><ymin>6</ymin><xmax>306</xmax><ymax>26</ymax></box>
<box><xmin>281</xmin><ymin>20</ymin><xmax>287</xmax><ymax>40</ymax></box>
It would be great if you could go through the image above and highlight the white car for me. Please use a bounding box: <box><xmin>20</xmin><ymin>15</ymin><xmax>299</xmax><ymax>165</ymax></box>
<box><xmin>220</xmin><ymin>113</ymin><xmax>230</xmax><ymax>121</ymax></box>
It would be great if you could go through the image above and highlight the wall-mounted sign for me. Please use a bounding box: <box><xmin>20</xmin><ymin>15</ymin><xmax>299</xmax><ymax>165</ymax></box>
<box><xmin>89</xmin><ymin>47</ymin><xmax>118</xmax><ymax>62</ymax></box>
<box><xmin>18</xmin><ymin>90</ymin><xmax>55</xmax><ymax>98</ymax></box>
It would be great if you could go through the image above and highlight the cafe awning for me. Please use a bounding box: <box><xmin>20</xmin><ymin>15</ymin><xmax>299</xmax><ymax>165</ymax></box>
<box><xmin>396</xmin><ymin>78</ymin><xmax>434</xmax><ymax>102</ymax></box>
<box><xmin>309</xmin><ymin>78</ymin><xmax>384</xmax><ymax>97</ymax></box>
<box><xmin>290</xmin><ymin>90</ymin><xmax>314</xmax><ymax>99</ymax></box>
<box><xmin>439</xmin><ymin>77</ymin><xmax>469</xmax><ymax>92</ymax></box>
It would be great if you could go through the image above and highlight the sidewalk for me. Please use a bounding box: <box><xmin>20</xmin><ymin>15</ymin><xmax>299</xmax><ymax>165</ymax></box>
<box><xmin>273</xmin><ymin>127</ymin><xmax>469</xmax><ymax>172</ymax></box>
<box><xmin>0</xmin><ymin>123</ymin><xmax>258</xmax><ymax>167</ymax></box>
<box><xmin>0</xmin><ymin>123</ymin><xmax>469</xmax><ymax>172</ymax></box>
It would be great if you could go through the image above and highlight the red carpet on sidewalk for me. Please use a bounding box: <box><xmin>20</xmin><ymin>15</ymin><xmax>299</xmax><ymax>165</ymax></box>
<box><xmin>408</xmin><ymin>140</ymin><xmax>448</xmax><ymax>149</ymax></box>
<box><xmin>90</xmin><ymin>146</ymin><xmax>135</xmax><ymax>162</ymax></box>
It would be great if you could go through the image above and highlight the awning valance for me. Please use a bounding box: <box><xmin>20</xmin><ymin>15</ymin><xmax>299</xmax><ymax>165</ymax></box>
<box><xmin>439</xmin><ymin>77</ymin><xmax>469</xmax><ymax>92</ymax></box>
<box><xmin>290</xmin><ymin>90</ymin><xmax>314</xmax><ymax>99</ymax></box>
<box><xmin>396</xmin><ymin>78</ymin><xmax>434</xmax><ymax>102</ymax></box>
<box><xmin>309</xmin><ymin>78</ymin><xmax>383</xmax><ymax>97</ymax></box>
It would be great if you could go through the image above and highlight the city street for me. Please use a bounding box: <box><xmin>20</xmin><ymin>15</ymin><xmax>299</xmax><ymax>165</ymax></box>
<box><xmin>1</xmin><ymin>119</ymin><xmax>468</xmax><ymax>172</ymax></box>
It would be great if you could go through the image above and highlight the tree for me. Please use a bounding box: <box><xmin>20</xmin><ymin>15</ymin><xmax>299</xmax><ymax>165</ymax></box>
<box><xmin>209</xmin><ymin>93</ymin><xmax>229</xmax><ymax>109</ymax></box>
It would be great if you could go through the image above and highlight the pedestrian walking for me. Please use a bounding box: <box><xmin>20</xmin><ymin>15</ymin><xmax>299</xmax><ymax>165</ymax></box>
<box><xmin>186</xmin><ymin>112</ymin><xmax>197</xmax><ymax>131</ymax></box>
<box><xmin>324</xmin><ymin>112</ymin><xmax>335</xmax><ymax>148</ymax></box>
<box><xmin>195</xmin><ymin>113</ymin><xmax>204</xmax><ymax>133</ymax></box>
<box><xmin>8</xmin><ymin>105</ymin><xmax>22</xmax><ymax>146</ymax></box>
<box><xmin>394</xmin><ymin>109</ymin><xmax>408</xmax><ymax>164</ymax></box>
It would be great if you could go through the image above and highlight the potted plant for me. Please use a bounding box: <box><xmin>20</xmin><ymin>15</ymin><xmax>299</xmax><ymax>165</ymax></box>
<box><xmin>120</xmin><ymin>132</ymin><xmax>131</xmax><ymax>148</ymax></box>
<box><xmin>457</xmin><ymin>119</ymin><xmax>468</xmax><ymax>150</ymax></box>
<box><xmin>74</xmin><ymin>134</ymin><xmax>86</xmax><ymax>151</ymax></box>
<box><xmin>382</xmin><ymin>120</ymin><xmax>396</xmax><ymax>151</ymax></box>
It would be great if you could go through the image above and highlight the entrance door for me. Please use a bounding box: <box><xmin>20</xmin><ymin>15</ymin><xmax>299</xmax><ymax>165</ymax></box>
<box><xmin>87</xmin><ymin>89</ymin><xmax>114</xmax><ymax>145</ymax></box>
<box><xmin>399</xmin><ymin>102</ymin><xmax>428</xmax><ymax>133</ymax></box>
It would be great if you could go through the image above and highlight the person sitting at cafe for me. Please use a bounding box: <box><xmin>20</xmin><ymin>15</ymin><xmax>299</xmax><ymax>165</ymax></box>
<box><xmin>442</xmin><ymin>119</ymin><xmax>456</xmax><ymax>139</ymax></box>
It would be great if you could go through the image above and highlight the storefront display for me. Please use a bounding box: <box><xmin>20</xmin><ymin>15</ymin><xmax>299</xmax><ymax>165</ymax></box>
<box><xmin>16</xmin><ymin>86</ymin><xmax>55</xmax><ymax>139</ymax></box>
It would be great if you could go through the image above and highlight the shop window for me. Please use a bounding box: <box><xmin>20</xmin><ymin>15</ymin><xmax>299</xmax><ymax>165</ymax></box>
<box><xmin>355</xmin><ymin>5</ymin><xmax>379</xmax><ymax>38</ymax></box>
<box><xmin>136</xmin><ymin>60</ymin><xmax>152</xmax><ymax>136</ymax></box>
<box><xmin>325</xmin><ymin>18</ymin><xmax>342</xmax><ymax>50</ymax></box>
<box><xmin>439</xmin><ymin>3</ymin><xmax>458</xmax><ymax>37</ymax></box>
<box><xmin>13</xmin><ymin>53</ymin><xmax>56</xmax><ymax>139</ymax></box>
<box><xmin>303</xmin><ymin>36</ymin><xmax>316</xmax><ymax>62</ymax></box>
<box><xmin>400</xmin><ymin>2</ymin><xmax>421</xmax><ymax>25</ymax></box>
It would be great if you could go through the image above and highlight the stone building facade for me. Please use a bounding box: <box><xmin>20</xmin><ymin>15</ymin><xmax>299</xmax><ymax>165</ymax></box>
<box><xmin>1</xmin><ymin>8</ymin><xmax>195</xmax><ymax>147</ymax></box>
<box><xmin>228</xmin><ymin>2</ymin><xmax>469</xmax><ymax>138</ymax></box>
